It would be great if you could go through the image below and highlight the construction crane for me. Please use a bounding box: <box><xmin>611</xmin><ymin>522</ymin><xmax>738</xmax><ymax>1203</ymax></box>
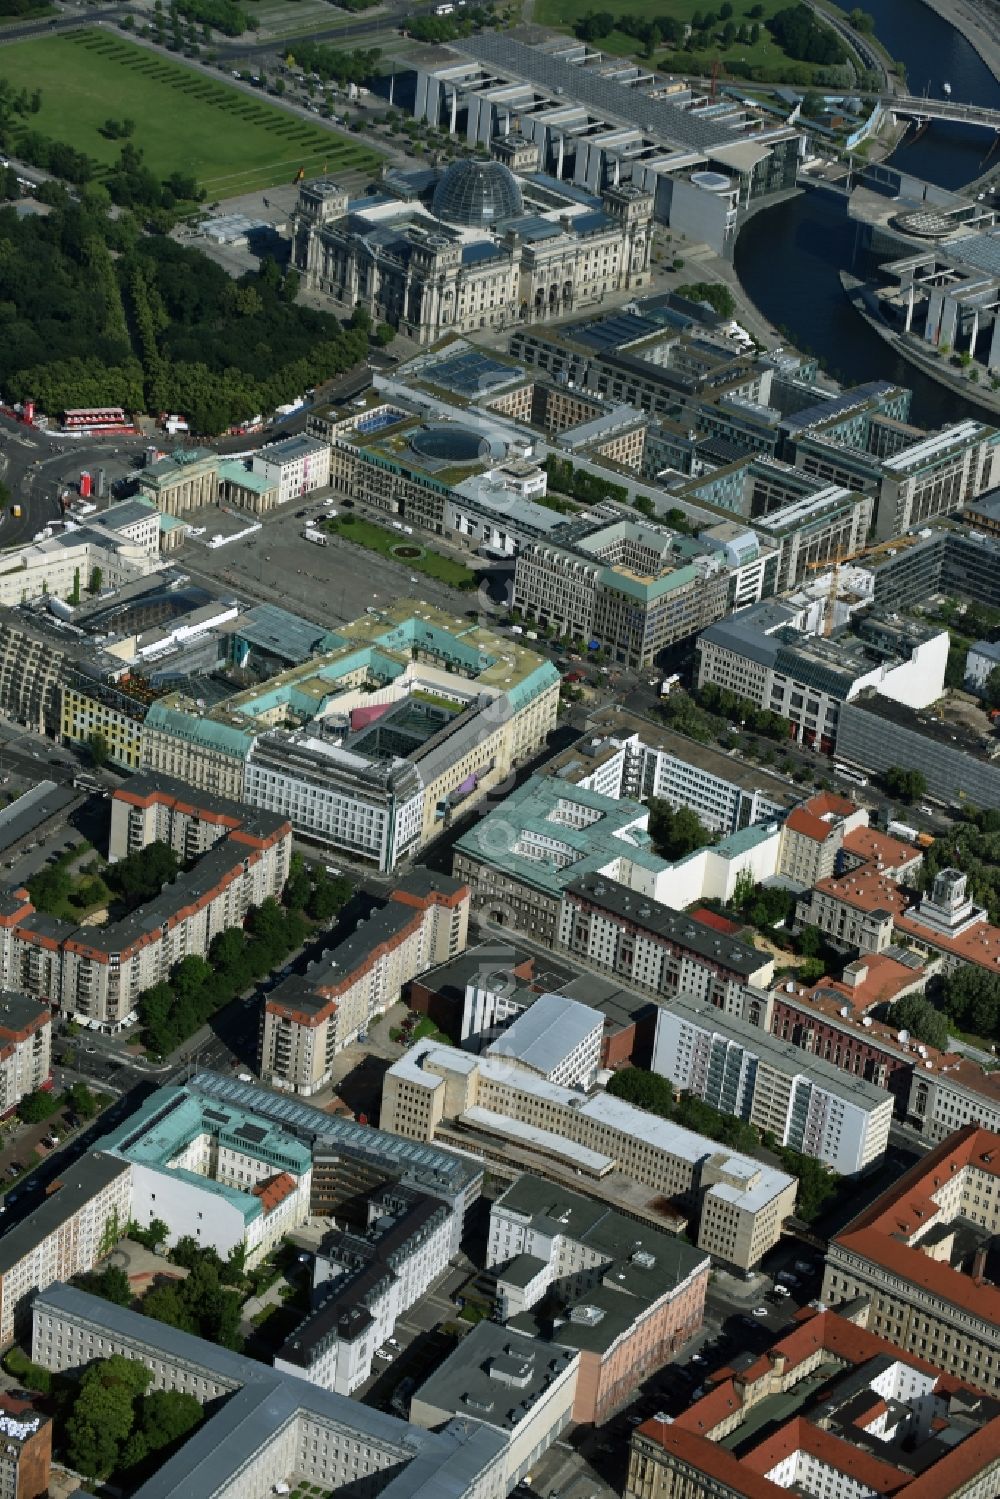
<box><xmin>804</xmin><ymin>545</ymin><xmax>867</xmax><ymax>636</ymax></box>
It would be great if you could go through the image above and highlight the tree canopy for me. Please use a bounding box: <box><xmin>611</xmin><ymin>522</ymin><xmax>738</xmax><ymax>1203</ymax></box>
<box><xmin>884</xmin><ymin>766</ymin><xmax>927</xmax><ymax>803</ymax></box>
<box><xmin>65</xmin><ymin>1355</ymin><xmax>201</xmax><ymax>1481</ymax></box>
<box><xmin>888</xmin><ymin>992</ymin><xmax>950</xmax><ymax>1051</ymax></box>
<box><xmin>647</xmin><ymin>799</ymin><xmax>713</xmax><ymax>861</ymax></box>
<box><xmin>0</xmin><ymin>202</ymin><xmax>370</xmax><ymax>431</ymax></box>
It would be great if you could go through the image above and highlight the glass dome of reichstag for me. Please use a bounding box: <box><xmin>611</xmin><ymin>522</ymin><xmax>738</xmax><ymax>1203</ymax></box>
<box><xmin>431</xmin><ymin>159</ymin><xmax>524</xmax><ymax>228</ymax></box>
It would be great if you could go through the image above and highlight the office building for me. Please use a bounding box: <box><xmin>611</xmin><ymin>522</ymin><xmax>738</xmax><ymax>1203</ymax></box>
<box><xmin>275</xmin><ymin>1183</ymin><xmax>454</xmax><ymax>1394</ymax></box>
<box><xmin>484</xmin><ymin>992</ymin><xmax>603</xmax><ymax>1090</ymax></box>
<box><xmin>652</xmin><ymin>994</ymin><xmax>893</xmax><ymax>1174</ymax></box>
<box><xmin>0</xmin><ymin>993</ymin><xmax>51</xmax><ymax>1118</ymax></box>
<box><xmin>823</xmin><ymin>1125</ymin><xmax>1000</xmax><ymax>1394</ymax></box>
<box><xmin>188</xmin><ymin>1070</ymin><xmax>483</xmax><ymax>1250</ymax></box>
<box><xmin>489</xmin><ymin>1175</ymin><xmax>708</xmax><ymax>1423</ymax></box>
<box><xmin>410</xmin><ymin>1321</ymin><xmax>579</xmax><ymax>1490</ymax></box>
<box><xmin>513</xmin><ymin>516</ymin><xmax>774</xmax><ymax>668</ymax></box>
<box><xmin>0</xmin><ymin>1152</ymin><xmax>132</xmax><ymax>1346</ymax></box>
<box><xmin>381</xmin><ymin>1042</ymin><xmax>797</xmax><ymax>1269</ymax></box>
<box><xmin>291</xmin><ymin>163</ymin><xmax>653</xmax><ymax>344</ymax></box>
<box><xmin>797</xmin><ymin>865</ymin><xmax>1000</xmax><ymax>977</ymax></box>
<box><xmin>410</xmin><ymin>35</ymin><xmax>800</xmax><ymax>254</ymax></box>
<box><xmin>0</xmin><ymin>777</ymin><xmax>291</xmax><ymax>1031</ymax></box>
<box><xmin>696</xmin><ymin>601</ymin><xmax>949</xmax><ymax>752</ymax></box>
<box><xmin>250</xmin><ymin>434</ymin><xmax>330</xmax><ymax>504</ymax></box>
<box><xmin>0</xmin><ymin>517</ymin><xmax>164</xmax><ymax>609</ymax></box>
<box><xmin>627</xmin><ymin>1304</ymin><xmax>1000</xmax><ymax>1499</ymax></box>
<box><xmin>453</xmin><ymin>775</ymin><xmax>785</xmax><ymax>948</ymax></box>
<box><xmin>836</xmin><ymin>691</ymin><xmax>1000</xmax><ymax>809</ymax></box>
<box><xmin>32</xmin><ymin>1283</ymin><xmax>509</xmax><ymax>1499</ymax></box>
<box><xmin>260</xmin><ymin>872</ymin><xmax>470</xmax><ymax>1092</ymax></box>
<box><xmin>99</xmin><ymin>1085</ymin><xmax>312</xmax><ymax>1267</ymax></box>
<box><xmin>544</xmin><ymin>708</ymin><xmax>797</xmax><ymax>836</ymax></box>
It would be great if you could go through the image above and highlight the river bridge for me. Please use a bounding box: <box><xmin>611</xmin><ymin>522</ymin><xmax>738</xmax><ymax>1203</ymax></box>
<box><xmin>887</xmin><ymin>94</ymin><xmax>1000</xmax><ymax>132</ymax></box>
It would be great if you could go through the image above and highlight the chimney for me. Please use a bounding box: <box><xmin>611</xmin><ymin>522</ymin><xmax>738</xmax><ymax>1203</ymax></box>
<box><xmin>973</xmin><ymin>1245</ymin><xmax>989</xmax><ymax>1282</ymax></box>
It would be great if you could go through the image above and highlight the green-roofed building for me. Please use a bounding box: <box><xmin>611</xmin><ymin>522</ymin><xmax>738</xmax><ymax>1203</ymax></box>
<box><xmin>141</xmin><ymin>599</ymin><xmax>560</xmax><ymax>871</ymax></box>
<box><xmin>100</xmin><ymin>1084</ymin><xmax>313</xmax><ymax>1266</ymax></box>
<box><xmin>453</xmin><ymin>773</ymin><xmax>666</xmax><ymax>944</ymax></box>
<box><xmin>513</xmin><ymin>514</ymin><xmax>776</xmax><ymax>667</ymax></box>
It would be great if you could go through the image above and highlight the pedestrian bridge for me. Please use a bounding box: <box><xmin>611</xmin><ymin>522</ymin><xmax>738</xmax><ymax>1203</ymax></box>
<box><xmin>887</xmin><ymin>94</ymin><xmax>1000</xmax><ymax>132</ymax></box>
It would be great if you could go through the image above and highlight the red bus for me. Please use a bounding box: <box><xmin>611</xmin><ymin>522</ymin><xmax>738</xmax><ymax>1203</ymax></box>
<box><xmin>62</xmin><ymin>406</ymin><xmax>128</xmax><ymax>433</ymax></box>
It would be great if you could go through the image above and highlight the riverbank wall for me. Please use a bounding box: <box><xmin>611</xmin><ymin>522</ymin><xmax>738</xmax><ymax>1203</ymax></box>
<box><xmin>910</xmin><ymin>0</ymin><xmax>1000</xmax><ymax>86</ymax></box>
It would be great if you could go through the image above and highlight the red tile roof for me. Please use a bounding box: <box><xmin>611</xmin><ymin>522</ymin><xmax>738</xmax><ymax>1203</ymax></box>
<box><xmin>843</xmin><ymin>826</ymin><xmax>923</xmax><ymax>873</ymax></box>
<box><xmin>252</xmin><ymin>1171</ymin><xmax>298</xmax><ymax>1214</ymax></box>
<box><xmin>802</xmin><ymin>791</ymin><xmax>860</xmax><ymax>819</ymax></box>
<box><xmin>832</xmin><ymin>1125</ymin><xmax>1000</xmax><ymax>1326</ymax></box>
<box><xmin>800</xmin><ymin>952</ymin><xmax>926</xmax><ymax>1017</ymax></box>
<box><xmin>636</xmin><ymin>1306</ymin><xmax>1000</xmax><ymax>1499</ymax></box>
<box><xmin>813</xmin><ymin>868</ymin><xmax>1000</xmax><ymax>973</ymax></box>
<box><xmin>742</xmin><ymin>1416</ymin><xmax>908</xmax><ymax>1494</ymax></box>
<box><xmin>785</xmin><ymin>806</ymin><xmax>837</xmax><ymax>843</ymax></box>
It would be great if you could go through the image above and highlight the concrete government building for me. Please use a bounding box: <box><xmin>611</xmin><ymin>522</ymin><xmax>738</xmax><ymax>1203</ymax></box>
<box><xmin>291</xmin><ymin>152</ymin><xmax>653</xmax><ymax>345</ymax></box>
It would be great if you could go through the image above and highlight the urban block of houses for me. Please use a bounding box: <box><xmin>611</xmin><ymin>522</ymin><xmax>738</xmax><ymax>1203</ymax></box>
<box><xmin>489</xmin><ymin>1174</ymin><xmax>710</xmax><ymax>1423</ymax></box>
<box><xmin>0</xmin><ymin>775</ymin><xmax>292</xmax><ymax>1032</ymax></box>
<box><xmin>380</xmin><ymin>1041</ymin><xmax>797</xmax><ymax>1271</ymax></box>
<box><xmin>32</xmin><ymin>1283</ymin><xmax>510</xmax><ymax>1499</ymax></box>
<box><xmin>627</xmin><ymin>1303</ymin><xmax>1000</xmax><ymax>1499</ymax></box>
<box><xmin>822</xmin><ymin>1124</ymin><xmax>1000</xmax><ymax>1395</ymax></box>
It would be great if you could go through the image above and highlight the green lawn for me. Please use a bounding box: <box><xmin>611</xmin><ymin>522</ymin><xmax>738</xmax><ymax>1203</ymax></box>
<box><xmin>327</xmin><ymin>517</ymin><xmax>477</xmax><ymax>589</ymax></box>
<box><xmin>0</xmin><ymin>31</ymin><xmax>380</xmax><ymax>197</ymax></box>
<box><xmin>534</xmin><ymin>0</ymin><xmax>827</xmax><ymax>75</ymax></box>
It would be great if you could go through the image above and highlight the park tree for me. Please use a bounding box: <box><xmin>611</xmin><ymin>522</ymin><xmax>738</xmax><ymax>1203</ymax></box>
<box><xmin>65</xmin><ymin>1081</ymin><xmax>101</xmax><ymax>1119</ymax></box>
<box><xmin>647</xmin><ymin>799</ymin><xmax>712</xmax><ymax>861</ymax></box>
<box><xmin>606</xmin><ymin>1067</ymin><xmax>675</xmax><ymax>1117</ymax></box>
<box><xmin>982</xmin><ymin>664</ymin><xmax>1000</xmax><ymax>712</ymax></box>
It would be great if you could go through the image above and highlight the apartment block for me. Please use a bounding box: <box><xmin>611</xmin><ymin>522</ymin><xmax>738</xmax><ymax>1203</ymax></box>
<box><xmin>822</xmin><ymin>1125</ymin><xmax>1000</xmax><ymax>1393</ymax></box>
<box><xmin>626</xmin><ymin>1305</ymin><xmax>1000</xmax><ymax>1499</ymax></box>
<box><xmin>380</xmin><ymin>1043</ymin><xmax>797</xmax><ymax>1270</ymax></box>
<box><xmin>0</xmin><ymin>777</ymin><xmax>291</xmax><ymax>1031</ymax></box>
<box><xmin>100</xmin><ymin>1085</ymin><xmax>312</xmax><ymax>1267</ymax></box>
<box><xmin>556</xmin><ymin>874</ymin><xmax>774</xmax><ymax>1013</ymax></box>
<box><xmin>776</xmin><ymin>791</ymin><xmax>868</xmax><ymax>887</ymax></box>
<box><xmin>275</xmin><ymin>1184</ymin><xmax>454</xmax><ymax>1394</ymax></box>
<box><xmin>259</xmin><ymin>873</ymin><xmax>470</xmax><ymax>1094</ymax></box>
<box><xmin>0</xmin><ymin>993</ymin><xmax>50</xmax><ymax>1117</ymax></box>
<box><xmin>0</xmin><ymin>1152</ymin><xmax>132</xmax><ymax>1346</ymax></box>
<box><xmin>652</xmin><ymin>994</ymin><xmax>893</xmax><ymax>1175</ymax></box>
<box><xmin>31</xmin><ymin>1283</ymin><xmax>509</xmax><ymax>1499</ymax></box>
<box><xmin>489</xmin><ymin>1175</ymin><xmax>709</xmax><ymax>1423</ymax></box>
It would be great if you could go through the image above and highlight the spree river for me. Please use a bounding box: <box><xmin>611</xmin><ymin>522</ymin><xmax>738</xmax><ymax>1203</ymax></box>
<box><xmin>734</xmin><ymin>0</ymin><xmax>1000</xmax><ymax>424</ymax></box>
